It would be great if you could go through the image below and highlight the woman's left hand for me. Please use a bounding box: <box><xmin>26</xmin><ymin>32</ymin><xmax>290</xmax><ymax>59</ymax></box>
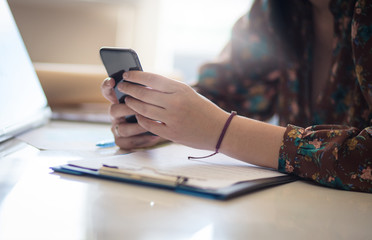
<box><xmin>117</xmin><ymin>71</ymin><xmax>229</xmax><ymax>151</ymax></box>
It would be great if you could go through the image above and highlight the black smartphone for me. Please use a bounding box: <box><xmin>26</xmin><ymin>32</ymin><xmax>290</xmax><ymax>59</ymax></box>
<box><xmin>100</xmin><ymin>47</ymin><xmax>143</xmax><ymax>123</ymax></box>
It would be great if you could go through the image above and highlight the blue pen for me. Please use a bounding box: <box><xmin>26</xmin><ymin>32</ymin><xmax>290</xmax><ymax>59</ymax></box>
<box><xmin>96</xmin><ymin>139</ymin><xmax>116</xmax><ymax>148</ymax></box>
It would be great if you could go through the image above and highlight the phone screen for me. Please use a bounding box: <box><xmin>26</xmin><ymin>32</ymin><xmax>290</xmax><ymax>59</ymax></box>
<box><xmin>100</xmin><ymin>48</ymin><xmax>143</xmax><ymax>104</ymax></box>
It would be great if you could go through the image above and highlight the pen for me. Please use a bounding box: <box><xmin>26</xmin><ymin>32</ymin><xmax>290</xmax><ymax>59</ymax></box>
<box><xmin>96</xmin><ymin>139</ymin><xmax>116</xmax><ymax>148</ymax></box>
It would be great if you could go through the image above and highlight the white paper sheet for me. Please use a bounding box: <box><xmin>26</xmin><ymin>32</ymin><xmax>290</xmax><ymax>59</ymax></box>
<box><xmin>67</xmin><ymin>143</ymin><xmax>285</xmax><ymax>189</ymax></box>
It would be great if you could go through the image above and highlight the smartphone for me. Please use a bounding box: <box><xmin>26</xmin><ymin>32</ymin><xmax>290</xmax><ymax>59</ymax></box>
<box><xmin>100</xmin><ymin>47</ymin><xmax>143</xmax><ymax>123</ymax></box>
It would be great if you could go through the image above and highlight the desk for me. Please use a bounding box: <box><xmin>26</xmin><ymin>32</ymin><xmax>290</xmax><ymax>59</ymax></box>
<box><xmin>0</xmin><ymin>121</ymin><xmax>371</xmax><ymax>240</ymax></box>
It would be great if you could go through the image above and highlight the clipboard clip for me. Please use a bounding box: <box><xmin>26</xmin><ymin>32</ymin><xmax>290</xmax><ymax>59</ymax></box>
<box><xmin>98</xmin><ymin>164</ymin><xmax>189</xmax><ymax>187</ymax></box>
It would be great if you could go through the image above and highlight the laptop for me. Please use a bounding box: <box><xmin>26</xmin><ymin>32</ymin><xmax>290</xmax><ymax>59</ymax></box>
<box><xmin>0</xmin><ymin>0</ymin><xmax>51</xmax><ymax>143</ymax></box>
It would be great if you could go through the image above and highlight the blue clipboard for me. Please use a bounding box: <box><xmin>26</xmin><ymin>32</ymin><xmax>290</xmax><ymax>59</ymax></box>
<box><xmin>51</xmin><ymin>164</ymin><xmax>297</xmax><ymax>200</ymax></box>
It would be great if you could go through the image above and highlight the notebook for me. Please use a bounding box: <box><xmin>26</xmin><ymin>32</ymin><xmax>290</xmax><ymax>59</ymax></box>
<box><xmin>0</xmin><ymin>0</ymin><xmax>51</xmax><ymax>143</ymax></box>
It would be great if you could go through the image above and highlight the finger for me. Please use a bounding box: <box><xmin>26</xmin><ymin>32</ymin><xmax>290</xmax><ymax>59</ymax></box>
<box><xmin>111</xmin><ymin>122</ymin><xmax>148</xmax><ymax>138</ymax></box>
<box><xmin>101</xmin><ymin>77</ymin><xmax>119</xmax><ymax>104</ymax></box>
<box><xmin>125</xmin><ymin>96</ymin><xmax>165</xmax><ymax>122</ymax></box>
<box><xmin>136</xmin><ymin>114</ymin><xmax>168</xmax><ymax>137</ymax></box>
<box><xmin>123</xmin><ymin>71</ymin><xmax>182</xmax><ymax>92</ymax></box>
<box><xmin>115</xmin><ymin>134</ymin><xmax>161</xmax><ymax>150</ymax></box>
<box><xmin>117</xmin><ymin>81</ymin><xmax>171</xmax><ymax>107</ymax></box>
<box><xmin>110</xmin><ymin>103</ymin><xmax>137</xmax><ymax>119</ymax></box>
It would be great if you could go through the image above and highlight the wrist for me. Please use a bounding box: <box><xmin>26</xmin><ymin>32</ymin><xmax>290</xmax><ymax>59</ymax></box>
<box><xmin>219</xmin><ymin>116</ymin><xmax>286</xmax><ymax>169</ymax></box>
<box><xmin>189</xmin><ymin>111</ymin><xmax>237</xmax><ymax>159</ymax></box>
<box><xmin>206</xmin><ymin>110</ymin><xmax>232</xmax><ymax>151</ymax></box>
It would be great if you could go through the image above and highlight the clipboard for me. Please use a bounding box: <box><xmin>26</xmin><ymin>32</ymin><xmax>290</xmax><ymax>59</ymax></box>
<box><xmin>51</xmin><ymin>144</ymin><xmax>297</xmax><ymax>200</ymax></box>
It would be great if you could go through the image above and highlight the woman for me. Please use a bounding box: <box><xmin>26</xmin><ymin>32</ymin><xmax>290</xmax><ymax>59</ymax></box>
<box><xmin>101</xmin><ymin>0</ymin><xmax>372</xmax><ymax>193</ymax></box>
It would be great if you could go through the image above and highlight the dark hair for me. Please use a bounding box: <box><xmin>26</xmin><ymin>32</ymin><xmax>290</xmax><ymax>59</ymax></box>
<box><xmin>268</xmin><ymin>0</ymin><xmax>313</xmax><ymax>61</ymax></box>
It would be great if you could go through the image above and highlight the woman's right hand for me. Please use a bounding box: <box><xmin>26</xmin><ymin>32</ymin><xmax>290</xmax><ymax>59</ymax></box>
<box><xmin>101</xmin><ymin>77</ymin><xmax>166</xmax><ymax>150</ymax></box>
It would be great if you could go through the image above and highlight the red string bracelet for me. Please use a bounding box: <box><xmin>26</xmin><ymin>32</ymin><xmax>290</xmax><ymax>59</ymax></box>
<box><xmin>188</xmin><ymin>111</ymin><xmax>237</xmax><ymax>159</ymax></box>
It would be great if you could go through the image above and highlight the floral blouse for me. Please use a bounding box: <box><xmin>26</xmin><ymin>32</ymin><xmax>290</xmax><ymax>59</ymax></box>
<box><xmin>195</xmin><ymin>0</ymin><xmax>372</xmax><ymax>193</ymax></box>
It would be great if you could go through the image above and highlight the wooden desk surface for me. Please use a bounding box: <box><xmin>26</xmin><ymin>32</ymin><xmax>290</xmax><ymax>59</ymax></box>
<box><xmin>0</xmin><ymin>121</ymin><xmax>371</xmax><ymax>240</ymax></box>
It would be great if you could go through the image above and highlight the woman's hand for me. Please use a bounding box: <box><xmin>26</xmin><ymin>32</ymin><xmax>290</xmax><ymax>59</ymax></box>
<box><xmin>106</xmin><ymin>72</ymin><xmax>284</xmax><ymax>169</ymax></box>
<box><xmin>118</xmin><ymin>71</ymin><xmax>229</xmax><ymax>151</ymax></box>
<box><xmin>101</xmin><ymin>77</ymin><xmax>165</xmax><ymax>150</ymax></box>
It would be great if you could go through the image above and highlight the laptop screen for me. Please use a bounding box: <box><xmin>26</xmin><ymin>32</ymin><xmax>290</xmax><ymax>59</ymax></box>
<box><xmin>0</xmin><ymin>0</ymin><xmax>51</xmax><ymax>143</ymax></box>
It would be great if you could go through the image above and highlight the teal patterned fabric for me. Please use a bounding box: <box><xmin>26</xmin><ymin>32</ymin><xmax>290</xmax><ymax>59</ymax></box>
<box><xmin>195</xmin><ymin>0</ymin><xmax>372</xmax><ymax>193</ymax></box>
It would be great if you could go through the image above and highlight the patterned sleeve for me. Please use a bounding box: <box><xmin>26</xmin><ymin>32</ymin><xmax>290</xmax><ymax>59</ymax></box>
<box><xmin>194</xmin><ymin>0</ymin><xmax>282</xmax><ymax>121</ymax></box>
<box><xmin>278</xmin><ymin>1</ymin><xmax>372</xmax><ymax>193</ymax></box>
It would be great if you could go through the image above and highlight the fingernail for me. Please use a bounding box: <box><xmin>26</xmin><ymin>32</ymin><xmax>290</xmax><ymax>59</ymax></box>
<box><xmin>123</xmin><ymin>72</ymin><xmax>128</xmax><ymax>79</ymax></box>
<box><xmin>103</xmin><ymin>77</ymin><xmax>114</xmax><ymax>87</ymax></box>
<box><xmin>104</xmin><ymin>77</ymin><xmax>111</xmax><ymax>85</ymax></box>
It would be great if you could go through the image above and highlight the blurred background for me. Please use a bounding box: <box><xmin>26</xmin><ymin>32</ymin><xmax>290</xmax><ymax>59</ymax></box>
<box><xmin>8</xmin><ymin>0</ymin><xmax>252</xmax><ymax>110</ymax></box>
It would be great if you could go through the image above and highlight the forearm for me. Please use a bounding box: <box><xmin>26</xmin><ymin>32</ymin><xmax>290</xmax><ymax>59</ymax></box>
<box><xmin>219</xmin><ymin>115</ymin><xmax>286</xmax><ymax>169</ymax></box>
